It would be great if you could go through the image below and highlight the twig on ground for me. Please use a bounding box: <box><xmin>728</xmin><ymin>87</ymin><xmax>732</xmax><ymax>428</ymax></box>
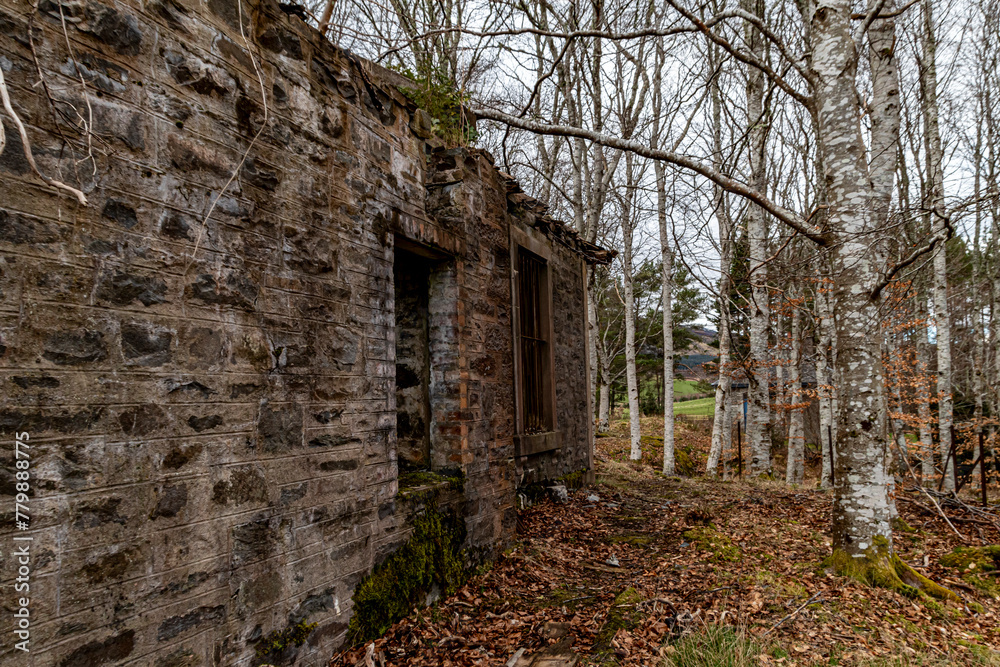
<box><xmin>890</xmin><ymin>437</ymin><xmax>967</xmax><ymax>540</ymax></box>
<box><xmin>762</xmin><ymin>592</ymin><xmax>822</xmax><ymax>637</ymax></box>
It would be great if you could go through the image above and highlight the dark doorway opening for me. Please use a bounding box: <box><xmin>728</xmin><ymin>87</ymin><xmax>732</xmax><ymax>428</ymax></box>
<box><xmin>393</xmin><ymin>245</ymin><xmax>433</xmax><ymax>471</ymax></box>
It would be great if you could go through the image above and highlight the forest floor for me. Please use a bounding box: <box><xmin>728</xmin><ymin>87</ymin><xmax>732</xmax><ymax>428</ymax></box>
<box><xmin>330</xmin><ymin>418</ymin><xmax>1000</xmax><ymax>666</ymax></box>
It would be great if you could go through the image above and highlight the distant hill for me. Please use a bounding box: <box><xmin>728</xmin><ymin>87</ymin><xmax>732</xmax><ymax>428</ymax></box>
<box><xmin>682</xmin><ymin>326</ymin><xmax>717</xmax><ymax>357</ymax></box>
<box><xmin>687</xmin><ymin>326</ymin><xmax>717</xmax><ymax>344</ymax></box>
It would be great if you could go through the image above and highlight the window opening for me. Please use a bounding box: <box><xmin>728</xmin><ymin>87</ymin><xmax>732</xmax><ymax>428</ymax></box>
<box><xmin>517</xmin><ymin>249</ymin><xmax>551</xmax><ymax>433</ymax></box>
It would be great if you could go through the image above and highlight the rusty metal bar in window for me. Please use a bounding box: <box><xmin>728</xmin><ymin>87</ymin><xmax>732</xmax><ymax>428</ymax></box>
<box><xmin>518</xmin><ymin>250</ymin><xmax>547</xmax><ymax>433</ymax></box>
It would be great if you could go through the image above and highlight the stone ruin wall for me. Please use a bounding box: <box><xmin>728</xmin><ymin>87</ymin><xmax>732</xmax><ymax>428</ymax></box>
<box><xmin>0</xmin><ymin>0</ymin><xmax>595</xmax><ymax>664</ymax></box>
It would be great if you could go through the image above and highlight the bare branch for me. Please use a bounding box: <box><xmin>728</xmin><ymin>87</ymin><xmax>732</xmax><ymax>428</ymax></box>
<box><xmin>472</xmin><ymin>107</ymin><xmax>830</xmax><ymax>246</ymax></box>
<box><xmin>870</xmin><ymin>215</ymin><xmax>953</xmax><ymax>299</ymax></box>
<box><xmin>662</xmin><ymin>0</ymin><xmax>812</xmax><ymax>106</ymax></box>
<box><xmin>0</xmin><ymin>66</ymin><xmax>88</xmax><ymax>205</ymax></box>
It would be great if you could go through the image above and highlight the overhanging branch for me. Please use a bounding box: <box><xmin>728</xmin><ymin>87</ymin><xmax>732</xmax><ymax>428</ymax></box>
<box><xmin>473</xmin><ymin>107</ymin><xmax>831</xmax><ymax>246</ymax></box>
<box><xmin>870</xmin><ymin>213</ymin><xmax>953</xmax><ymax>299</ymax></box>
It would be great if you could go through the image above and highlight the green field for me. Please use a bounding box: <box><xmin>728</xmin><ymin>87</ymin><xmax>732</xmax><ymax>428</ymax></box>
<box><xmin>673</xmin><ymin>396</ymin><xmax>715</xmax><ymax>416</ymax></box>
<box><xmin>673</xmin><ymin>379</ymin><xmax>704</xmax><ymax>396</ymax></box>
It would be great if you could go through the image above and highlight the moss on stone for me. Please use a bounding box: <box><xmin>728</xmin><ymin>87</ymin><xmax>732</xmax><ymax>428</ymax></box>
<box><xmin>964</xmin><ymin>574</ymin><xmax>1000</xmax><ymax>599</ymax></box>
<box><xmin>398</xmin><ymin>469</ymin><xmax>464</xmax><ymax>494</ymax></box>
<box><xmin>559</xmin><ymin>469</ymin><xmax>588</xmax><ymax>490</ymax></box>
<box><xmin>682</xmin><ymin>525</ymin><xmax>740</xmax><ymax>562</ymax></box>
<box><xmin>593</xmin><ymin>587</ymin><xmax>645</xmax><ymax>664</ymax></box>
<box><xmin>606</xmin><ymin>534</ymin><xmax>654</xmax><ymax>547</ymax></box>
<box><xmin>674</xmin><ymin>447</ymin><xmax>696</xmax><ymax>476</ymax></box>
<box><xmin>891</xmin><ymin>517</ymin><xmax>917</xmax><ymax>534</ymax></box>
<box><xmin>346</xmin><ymin>509</ymin><xmax>467</xmax><ymax>645</ymax></box>
<box><xmin>823</xmin><ymin>539</ymin><xmax>959</xmax><ymax>604</ymax></box>
<box><xmin>255</xmin><ymin>620</ymin><xmax>318</xmax><ymax>660</ymax></box>
<box><xmin>940</xmin><ymin>546</ymin><xmax>1000</xmax><ymax>573</ymax></box>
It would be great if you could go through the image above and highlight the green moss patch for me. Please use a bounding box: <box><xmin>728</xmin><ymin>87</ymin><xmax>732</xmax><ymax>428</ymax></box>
<box><xmin>346</xmin><ymin>509</ymin><xmax>467</xmax><ymax>645</ymax></box>
<box><xmin>940</xmin><ymin>546</ymin><xmax>1000</xmax><ymax>573</ymax></box>
<box><xmin>255</xmin><ymin>620</ymin><xmax>317</xmax><ymax>660</ymax></box>
<box><xmin>606</xmin><ymin>534</ymin><xmax>654</xmax><ymax>547</ymax></box>
<box><xmin>593</xmin><ymin>587</ymin><xmax>646</xmax><ymax>664</ymax></box>
<box><xmin>537</xmin><ymin>584</ymin><xmax>597</xmax><ymax>610</ymax></box>
<box><xmin>823</xmin><ymin>538</ymin><xmax>959</xmax><ymax>603</ymax></box>
<box><xmin>964</xmin><ymin>574</ymin><xmax>1000</xmax><ymax>599</ymax></box>
<box><xmin>683</xmin><ymin>526</ymin><xmax>740</xmax><ymax>562</ymax></box>
<box><xmin>674</xmin><ymin>447</ymin><xmax>696</xmax><ymax>476</ymax></box>
<box><xmin>393</xmin><ymin>66</ymin><xmax>477</xmax><ymax>145</ymax></box>
<box><xmin>398</xmin><ymin>470</ymin><xmax>463</xmax><ymax>493</ymax></box>
<box><xmin>559</xmin><ymin>469</ymin><xmax>588</xmax><ymax>490</ymax></box>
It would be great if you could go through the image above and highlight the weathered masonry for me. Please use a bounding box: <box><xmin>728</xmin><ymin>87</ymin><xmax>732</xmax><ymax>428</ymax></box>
<box><xmin>0</xmin><ymin>0</ymin><xmax>609</xmax><ymax>664</ymax></box>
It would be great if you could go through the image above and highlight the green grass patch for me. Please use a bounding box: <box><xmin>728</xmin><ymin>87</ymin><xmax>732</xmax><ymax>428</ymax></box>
<box><xmin>664</xmin><ymin>624</ymin><xmax>767</xmax><ymax>666</ymax></box>
<box><xmin>674</xmin><ymin>397</ymin><xmax>715</xmax><ymax>416</ymax></box>
<box><xmin>673</xmin><ymin>380</ymin><xmax>704</xmax><ymax>396</ymax></box>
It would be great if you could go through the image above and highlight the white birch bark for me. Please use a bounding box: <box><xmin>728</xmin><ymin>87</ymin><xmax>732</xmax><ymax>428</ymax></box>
<box><xmin>816</xmin><ymin>278</ymin><xmax>834</xmax><ymax>488</ymax></box>
<box><xmin>869</xmin><ymin>1</ymin><xmax>901</xmax><ymax>517</ymax></box>
<box><xmin>916</xmin><ymin>293</ymin><xmax>936</xmax><ymax>482</ymax></box>
<box><xmin>660</xmin><ymin>226</ymin><xmax>675</xmax><ymax>474</ymax></box>
<box><xmin>972</xmin><ymin>123</ymin><xmax>985</xmax><ymax>487</ymax></box>
<box><xmin>920</xmin><ymin>0</ymin><xmax>954</xmax><ymax>492</ymax></box>
<box><xmin>786</xmin><ymin>297</ymin><xmax>804</xmax><ymax>484</ymax></box>
<box><xmin>744</xmin><ymin>0</ymin><xmax>772</xmax><ymax>475</ymax></box>
<box><xmin>707</xmin><ymin>54</ymin><xmax>734</xmax><ymax>475</ymax></box>
<box><xmin>621</xmin><ymin>155</ymin><xmax>642</xmax><ymax>461</ymax></box>
<box><xmin>800</xmin><ymin>0</ymin><xmax>895</xmax><ymax>555</ymax></box>
<box><xmin>597</xmin><ymin>335</ymin><xmax>611</xmax><ymax>432</ymax></box>
<box><xmin>651</xmin><ymin>36</ymin><xmax>675</xmax><ymax>475</ymax></box>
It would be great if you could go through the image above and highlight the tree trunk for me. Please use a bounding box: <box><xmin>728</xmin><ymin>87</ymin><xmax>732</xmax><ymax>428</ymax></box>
<box><xmin>650</xmin><ymin>34</ymin><xmax>675</xmax><ymax>475</ymax></box>
<box><xmin>744</xmin><ymin>0</ymin><xmax>772</xmax><ymax>476</ymax></box>
<box><xmin>597</xmin><ymin>336</ymin><xmax>611</xmax><ymax>433</ymax></box>
<box><xmin>658</xmin><ymin>169</ymin><xmax>676</xmax><ymax>474</ymax></box>
<box><xmin>973</xmin><ymin>120</ymin><xmax>985</xmax><ymax>487</ymax></box>
<box><xmin>786</xmin><ymin>297</ymin><xmax>804</xmax><ymax>485</ymax></box>
<box><xmin>588</xmin><ymin>272</ymin><xmax>600</xmax><ymax>425</ymax></box>
<box><xmin>920</xmin><ymin>0</ymin><xmax>954</xmax><ymax>492</ymax></box>
<box><xmin>800</xmin><ymin>0</ymin><xmax>895</xmax><ymax>558</ymax></box>
<box><xmin>916</xmin><ymin>291</ymin><xmax>936</xmax><ymax>483</ymax></box>
<box><xmin>708</xmin><ymin>38</ymin><xmax>733</xmax><ymax>476</ymax></box>
<box><xmin>870</xmin><ymin>0</ymin><xmax>901</xmax><ymax>519</ymax></box>
<box><xmin>816</xmin><ymin>276</ymin><xmax>834</xmax><ymax>488</ymax></box>
<box><xmin>775</xmin><ymin>323</ymin><xmax>787</xmax><ymax>448</ymax></box>
<box><xmin>621</xmin><ymin>156</ymin><xmax>642</xmax><ymax>461</ymax></box>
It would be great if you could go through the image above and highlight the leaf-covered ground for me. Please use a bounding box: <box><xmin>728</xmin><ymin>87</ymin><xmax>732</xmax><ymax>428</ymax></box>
<box><xmin>330</xmin><ymin>418</ymin><xmax>1000</xmax><ymax>666</ymax></box>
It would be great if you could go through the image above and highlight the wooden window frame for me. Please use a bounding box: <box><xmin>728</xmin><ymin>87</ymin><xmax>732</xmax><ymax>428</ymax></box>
<box><xmin>510</xmin><ymin>228</ymin><xmax>559</xmax><ymax>456</ymax></box>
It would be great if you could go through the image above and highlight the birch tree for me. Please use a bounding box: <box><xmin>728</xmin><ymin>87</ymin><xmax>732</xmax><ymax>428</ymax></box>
<box><xmin>403</xmin><ymin>0</ymin><xmax>964</xmax><ymax>591</ymax></box>
<box><xmin>785</xmin><ymin>287</ymin><xmax>805</xmax><ymax>485</ymax></box>
<box><xmin>707</xmin><ymin>39</ymin><xmax>735</xmax><ymax>476</ymax></box>
<box><xmin>918</xmin><ymin>0</ymin><xmax>954</xmax><ymax>492</ymax></box>
<box><xmin>743</xmin><ymin>0</ymin><xmax>773</xmax><ymax>476</ymax></box>
<box><xmin>620</xmin><ymin>153</ymin><xmax>644</xmax><ymax>461</ymax></box>
<box><xmin>650</xmin><ymin>35</ymin><xmax>676</xmax><ymax>474</ymax></box>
